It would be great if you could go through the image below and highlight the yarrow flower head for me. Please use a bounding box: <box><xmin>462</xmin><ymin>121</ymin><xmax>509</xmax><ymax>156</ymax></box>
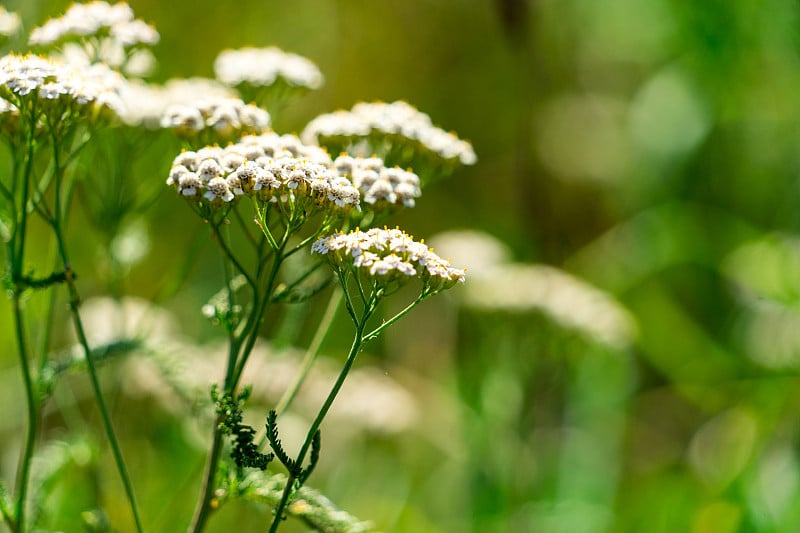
<box><xmin>166</xmin><ymin>132</ymin><xmax>360</xmax><ymax>214</ymax></box>
<box><xmin>161</xmin><ymin>97</ymin><xmax>271</xmax><ymax>144</ymax></box>
<box><xmin>334</xmin><ymin>154</ymin><xmax>420</xmax><ymax>210</ymax></box>
<box><xmin>214</xmin><ymin>46</ymin><xmax>324</xmax><ymax>91</ymax></box>
<box><xmin>302</xmin><ymin>101</ymin><xmax>477</xmax><ymax>175</ymax></box>
<box><xmin>312</xmin><ymin>227</ymin><xmax>465</xmax><ymax>293</ymax></box>
<box><xmin>118</xmin><ymin>77</ymin><xmax>235</xmax><ymax>128</ymax></box>
<box><xmin>0</xmin><ymin>53</ymin><xmax>125</xmax><ymax>122</ymax></box>
<box><xmin>29</xmin><ymin>1</ymin><xmax>159</xmax><ymax>77</ymax></box>
<box><xmin>29</xmin><ymin>1</ymin><xmax>158</xmax><ymax>48</ymax></box>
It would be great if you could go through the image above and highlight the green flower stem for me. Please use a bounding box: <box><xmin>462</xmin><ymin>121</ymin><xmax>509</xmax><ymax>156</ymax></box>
<box><xmin>232</xmin><ymin>202</ymin><xmax>301</xmax><ymax>390</ymax></box>
<box><xmin>268</xmin><ymin>275</ymin><xmax>433</xmax><ymax>530</ymax></box>
<box><xmin>211</xmin><ymin>222</ymin><xmax>256</xmax><ymax>292</ymax></box>
<box><xmin>189</xmin><ymin>218</ymin><xmax>291</xmax><ymax>533</ymax></box>
<box><xmin>46</xmin><ymin>133</ymin><xmax>144</xmax><ymax>533</ymax></box>
<box><xmin>230</xmin><ymin>233</ymin><xmax>287</xmax><ymax>390</ymax></box>
<box><xmin>36</xmin><ymin>259</ymin><xmax>58</xmax><ymax>373</ymax></box>
<box><xmin>188</xmin><ymin>279</ymin><xmax>250</xmax><ymax>533</ymax></box>
<box><xmin>256</xmin><ymin>205</ymin><xmax>279</xmax><ymax>250</ymax></box>
<box><xmin>188</xmin><ymin>278</ymin><xmax>258</xmax><ymax>531</ymax></box>
<box><xmin>363</xmin><ymin>293</ymin><xmax>428</xmax><ymax>343</ymax></box>
<box><xmin>283</xmin><ymin>218</ymin><xmax>335</xmax><ymax>259</ymax></box>
<box><xmin>187</xmin><ymin>411</ymin><xmax>227</xmax><ymax>533</ymax></box>
<box><xmin>268</xmin><ymin>318</ymin><xmax>367</xmax><ymax>533</ymax></box>
<box><xmin>54</xmin><ymin>229</ymin><xmax>145</xmax><ymax>533</ymax></box>
<box><xmin>219</xmin><ymin>227</ymin><xmax>240</xmax><ymax>378</ymax></box>
<box><xmin>11</xmin><ymin>294</ymin><xmax>35</xmax><ymax>533</ymax></box>
<box><xmin>232</xmin><ymin>205</ymin><xmax>259</xmax><ymax>251</ymax></box>
<box><xmin>270</xmin><ymin>261</ymin><xmax>325</xmax><ymax>303</ymax></box>
<box><xmin>11</xmin><ymin>125</ymin><xmax>38</xmax><ymax>533</ymax></box>
<box><xmin>268</xmin><ymin>282</ymin><xmax>392</xmax><ymax>532</ymax></box>
<box><xmin>274</xmin><ymin>288</ymin><xmax>343</xmax><ymax>417</ymax></box>
<box><xmin>0</xmin><ymin>178</ymin><xmax>12</xmax><ymax>205</ymax></box>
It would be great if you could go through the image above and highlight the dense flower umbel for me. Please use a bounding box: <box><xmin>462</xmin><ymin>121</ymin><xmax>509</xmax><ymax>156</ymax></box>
<box><xmin>29</xmin><ymin>1</ymin><xmax>159</xmax><ymax>78</ymax></box>
<box><xmin>333</xmin><ymin>155</ymin><xmax>420</xmax><ymax>209</ymax></box>
<box><xmin>161</xmin><ymin>97</ymin><xmax>270</xmax><ymax>143</ymax></box>
<box><xmin>166</xmin><ymin>133</ymin><xmax>360</xmax><ymax>212</ymax></box>
<box><xmin>0</xmin><ymin>53</ymin><xmax>125</xmax><ymax>120</ymax></box>
<box><xmin>302</xmin><ymin>100</ymin><xmax>477</xmax><ymax>167</ymax></box>
<box><xmin>166</xmin><ymin>132</ymin><xmax>427</xmax><ymax>221</ymax></box>
<box><xmin>214</xmin><ymin>46</ymin><xmax>324</xmax><ymax>90</ymax></box>
<box><xmin>312</xmin><ymin>228</ymin><xmax>465</xmax><ymax>292</ymax></box>
<box><xmin>29</xmin><ymin>1</ymin><xmax>159</xmax><ymax>48</ymax></box>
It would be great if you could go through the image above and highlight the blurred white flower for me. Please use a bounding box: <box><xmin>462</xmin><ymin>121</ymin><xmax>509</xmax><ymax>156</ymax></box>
<box><xmin>214</xmin><ymin>46</ymin><xmax>323</xmax><ymax>90</ymax></box>
<box><xmin>246</xmin><ymin>346</ymin><xmax>420</xmax><ymax>435</ymax></box>
<box><xmin>118</xmin><ymin>77</ymin><xmax>236</xmax><ymax>128</ymax></box>
<box><xmin>302</xmin><ymin>100</ymin><xmax>476</xmax><ymax>167</ymax></box>
<box><xmin>463</xmin><ymin>264</ymin><xmax>636</xmax><ymax>349</ymax></box>
<box><xmin>0</xmin><ymin>7</ymin><xmax>20</xmax><ymax>37</ymax></box>
<box><xmin>74</xmin><ymin>296</ymin><xmax>179</xmax><ymax>348</ymax></box>
<box><xmin>122</xmin><ymin>340</ymin><xmax>420</xmax><ymax>435</ymax></box>
<box><xmin>428</xmin><ymin>230</ymin><xmax>512</xmax><ymax>276</ymax></box>
<box><xmin>30</xmin><ymin>1</ymin><xmax>158</xmax><ymax>49</ymax></box>
<box><xmin>161</xmin><ymin>97</ymin><xmax>270</xmax><ymax>141</ymax></box>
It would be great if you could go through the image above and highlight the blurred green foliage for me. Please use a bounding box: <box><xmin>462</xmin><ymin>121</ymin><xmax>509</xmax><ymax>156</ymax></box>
<box><xmin>3</xmin><ymin>0</ymin><xmax>800</xmax><ymax>532</ymax></box>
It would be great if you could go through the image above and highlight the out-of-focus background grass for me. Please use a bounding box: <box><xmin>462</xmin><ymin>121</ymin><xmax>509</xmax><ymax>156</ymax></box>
<box><xmin>3</xmin><ymin>0</ymin><xmax>800</xmax><ymax>532</ymax></box>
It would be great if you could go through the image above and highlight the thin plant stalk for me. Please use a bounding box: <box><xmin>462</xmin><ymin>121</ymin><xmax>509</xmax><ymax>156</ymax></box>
<box><xmin>11</xmin><ymin>295</ymin><xmax>35</xmax><ymax>533</ymax></box>
<box><xmin>268</xmin><ymin>321</ymin><xmax>366</xmax><ymax>533</ymax></box>
<box><xmin>273</xmin><ymin>289</ymin><xmax>342</xmax><ymax>417</ymax></box>
<box><xmin>188</xmin><ymin>222</ymin><xmax>290</xmax><ymax>533</ymax></box>
<box><xmin>190</xmin><ymin>201</ymin><xmax>350</xmax><ymax>532</ymax></box>
<box><xmin>188</xmin><ymin>227</ymin><xmax>244</xmax><ymax>533</ymax></box>
<box><xmin>46</xmin><ymin>131</ymin><xmax>145</xmax><ymax>533</ymax></box>
<box><xmin>10</xmin><ymin>123</ymin><xmax>38</xmax><ymax>533</ymax></box>
<box><xmin>267</xmin><ymin>271</ymin><xmax>431</xmax><ymax>531</ymax></box>
<box><xmin>269</xmin><ymin>277</ymin><xmax>374</xmax><ymax>532</ymax></box>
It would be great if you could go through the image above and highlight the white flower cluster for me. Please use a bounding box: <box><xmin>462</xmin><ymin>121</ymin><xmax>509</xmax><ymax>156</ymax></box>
<box><xmin>0</xmin><ymin>53</ymin><xmax>125</xmax><ymax>117</ymax></box>
<box><xmin>0</xmin><ymin>7</ymin><xmax>20</xmax><ymax>37</ymax></box>
<box><xmin>312</xmin><ymin>228</ymin><xmax>466</xmax><ymax>287</ymax></box>
<box><xmin>161</xmin><ymin>97</ymin><xmax>271</xmax><ymax>141</ymax></box>
<box><xmin>29</xmin><ymin>1</ymin><xmax>159</xmax><ymax>48</ymax></box>
<box><xmin>214</xmin><ymin>46</ymin><xmax>324</xmax><ymax>90</ymax></box>
<box><xmin>334</xmin><ymin>155</ymin><xmax>420</xmax><ymax>208</ymax></box>
<box><xmin>119</xmin><ymin>77</ymin><xmax>234</xmax><ymax>128</ymax></box>
<box><xmin>58</xmin><ymin>41</ymin><xmax>157</xmax><ymax>77</ymax></box>
<box><xmin>166</xmin><ymin>133</ymin><xmax>360</xmax><ymax>211</ymax></box>
<box><xmin>302</xmin><ymin>101</ymin><xmax>477</xmax><ymax>166</ymax></box>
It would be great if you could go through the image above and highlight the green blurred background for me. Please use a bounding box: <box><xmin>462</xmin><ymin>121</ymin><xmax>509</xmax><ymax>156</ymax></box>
<box><xmin>3</xmin><ymin>0</ymin><xmax>800</xmax><ymax>532</ymax></box>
